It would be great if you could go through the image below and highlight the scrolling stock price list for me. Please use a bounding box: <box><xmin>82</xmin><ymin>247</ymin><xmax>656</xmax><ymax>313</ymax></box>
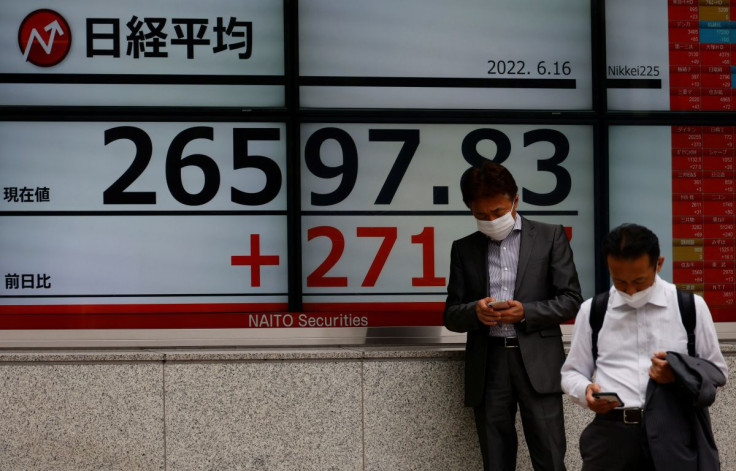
<box><xmin>668</xmin><ymin>0</ymin><xmax>736</xmax><ymax>111</ymax></box>
<box><xmin>299</xmin><ymin>124</ymin><xmax>579</xmax><ymax>326</ymax></box>
<box><xmin>672</xmin><ymin>125</ymin><xmax>736</xmax><ymax>321</ymax></box>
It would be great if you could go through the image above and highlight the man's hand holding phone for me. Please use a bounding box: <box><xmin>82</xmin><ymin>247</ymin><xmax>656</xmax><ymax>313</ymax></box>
<box><xmin>489</xmin><ymin>298</ymin><xmax>525</xmax><ymax>325</ymax></box>
<box><xmin>476</xmin><ymin>298</ymin><xmax>501</xmax><ymax>326</ymax></box>
<box><xmin>488</xmin><ymin>300</ymin><xmax>510</xmax><ymax>310</ymax></box>
<box><xmin>586</xmin><ymin>383</ymin><xmax>623</xmax><ymax>413</ymax></box>
<box><xmin>476</xmin><ymin>298</ymin><xmax>525</xmax><ymax>326</ymax></box>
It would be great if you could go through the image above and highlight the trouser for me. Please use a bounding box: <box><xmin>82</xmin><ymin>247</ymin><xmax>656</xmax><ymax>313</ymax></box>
<box><xmin>579</xmin><ymin>415</ymin><xmax>655</xmax><ymax>471</ymax></box>
<box><xmin>473</xmin><ymin>343</ymin><xmax>566</xmax><ymax>471</ymax></box>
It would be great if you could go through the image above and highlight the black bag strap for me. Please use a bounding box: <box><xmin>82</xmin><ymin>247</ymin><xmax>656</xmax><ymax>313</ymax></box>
<box><xmin>589</xmin><ymin>292</ymin><xmax>609</xmax><ymax>365</ymax></box>
<box><xmin>589</xmin><ymin>289</ymin><xmax>696</xmax><ymax>365</ymax></box>
<box><xmin>677</xmin><ymin>289</ymin><xmax>696</xmax><ymax>357</ymax></box>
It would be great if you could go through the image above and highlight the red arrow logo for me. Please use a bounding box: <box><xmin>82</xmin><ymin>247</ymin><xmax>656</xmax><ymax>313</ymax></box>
<box><xmin>18</xmin><ymin>9</ymin><xmax>72</xmax><ymax>67</ymax></box>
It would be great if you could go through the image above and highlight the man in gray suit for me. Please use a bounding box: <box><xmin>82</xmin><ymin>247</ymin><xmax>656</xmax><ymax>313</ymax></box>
<box><xmin>444</xmin><ymin>161</ymin><xmax>582</xmax><ymax>471</ymax></box>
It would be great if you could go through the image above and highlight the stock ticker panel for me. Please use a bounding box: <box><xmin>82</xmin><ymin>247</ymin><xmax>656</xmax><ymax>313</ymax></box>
<box><xmin>672</xmin><ymin>126</ymin><xmax>736</xmax><ymax>320</ymax></box>
<box><xmin>669</xmin><ymin>0</ymin><xmax>736</xmax><ymax>111</ymax></box>
<box><xmin>668</xmin><ymin>3</ymin><xmax>736</xmax><ymax>319</ymax></box>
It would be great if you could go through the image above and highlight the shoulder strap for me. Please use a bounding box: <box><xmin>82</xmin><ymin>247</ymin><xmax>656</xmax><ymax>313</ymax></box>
<box><xmin>677</xmin><ymin>289</ymin><xmax>696</xmax><ymax>357</ymax></box>
<box><xmin>589</xmin><ymin>291</ymin><xmax>610</xmax><ymax>365</ymax></box>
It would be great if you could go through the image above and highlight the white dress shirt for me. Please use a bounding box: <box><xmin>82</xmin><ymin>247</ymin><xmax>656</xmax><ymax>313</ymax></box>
<box><xmin>561</xmin><ymin>275</ymin><xmax>728</xmax><ymax>409</ymax></box>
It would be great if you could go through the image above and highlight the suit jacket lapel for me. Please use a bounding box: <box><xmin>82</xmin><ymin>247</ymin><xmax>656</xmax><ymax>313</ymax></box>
<box><xmin>468</xmin><ymin>231</ymin><xmax>490</xmax><ymax>296</ymax></box>
<box><xmin>467</xmin><ymin>232</ymin><xmax>491</xmax><ymax>334</ymax></box>
<box><xmin>515</xmin><ymin>217</ymin><xmax>535</xmax><ymax>294</ymax></box>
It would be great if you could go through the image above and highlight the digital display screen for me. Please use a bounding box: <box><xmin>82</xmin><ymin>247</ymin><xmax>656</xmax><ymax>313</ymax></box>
<box><xmin>2</xmin><ymin>2</ymin><xmax>733</xmax><ymax>342</ymax></box>
<box><xmin>299</xmin><ymin>0</ymin><xmax>592</xmax><ymax>109</ymax></box>
<box><xmin>607</xmin><ymin>0</ymin><xmax>736</xmax><ymax>111</ymax></box>
<box><xmin>0</xmin><ymin>122</ymin><xmax>596</xmax><ymax>329</ymax></box>
<box><xmin>0</xmin><ymin>0</ymin><xmax>285</xmax><ymax>107</ymax></box>
<box><xmin>0</xmin><ymin>122</ymin><xmax>289</xmax><ymax>328</ymax></box>
<box><xmin>610</xmin><ymin>125</ymin><xmax>736</xmax><ymax>321</ymax></box>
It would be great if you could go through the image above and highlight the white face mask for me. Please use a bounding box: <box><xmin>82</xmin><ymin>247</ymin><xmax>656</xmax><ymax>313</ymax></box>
<box><xmin>617</xmin><ymin>282</ymin><xmax>655</xmax><ymax>309</ymax></box>
<box><xmin>476</xmin><ymin>199</ymin><xmax>517</xmax><ymax>241</ymax></box>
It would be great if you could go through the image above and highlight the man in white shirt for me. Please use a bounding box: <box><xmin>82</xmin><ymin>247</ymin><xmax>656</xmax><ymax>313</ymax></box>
<box><xmin>561</xmin><ymin>223</ymin><xmax>728</xmax><ymax>470</ymax></box>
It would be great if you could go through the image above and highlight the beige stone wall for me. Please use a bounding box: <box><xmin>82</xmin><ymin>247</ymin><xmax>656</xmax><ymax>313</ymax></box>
<box><xmin>0</xmin><ymin>345</ymin><xmax>733</xmax><ymax>470</ymax></box>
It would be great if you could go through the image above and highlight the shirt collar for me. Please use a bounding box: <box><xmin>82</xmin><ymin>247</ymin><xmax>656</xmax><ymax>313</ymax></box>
<box><xmin>610</xmin><ymin>274</ymin><xmax>667</xmax><ymax>310</ymax></box>
<box><xmin>513</xmin><ymin>214</ymin><xmax>522</xmax><ymax>232</ymax></box>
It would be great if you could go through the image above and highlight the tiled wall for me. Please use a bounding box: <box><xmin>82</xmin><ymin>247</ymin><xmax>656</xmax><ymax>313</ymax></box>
<box><xmin>0</xmin><ymin>346</ymin><xmax>733</xmax><ymax>471</ymax></box>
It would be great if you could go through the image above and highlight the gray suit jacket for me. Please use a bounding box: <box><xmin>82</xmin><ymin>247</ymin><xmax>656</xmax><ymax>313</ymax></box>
<box><xmin>443</xmin><ymin>217</ymin><xmax>582</xmax><ymax>407</ymax></box>
<box><xmin>645</xmin><ymin>352</ymin><xmax>727</xmax><ymax>471</ymax></box>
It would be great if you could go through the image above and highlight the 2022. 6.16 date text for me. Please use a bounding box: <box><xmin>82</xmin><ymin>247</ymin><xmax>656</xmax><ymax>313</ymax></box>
<box><xmin>487</xmin><ymin>60</ymin><xmax>572</xmax><ymax>76</ymax></box>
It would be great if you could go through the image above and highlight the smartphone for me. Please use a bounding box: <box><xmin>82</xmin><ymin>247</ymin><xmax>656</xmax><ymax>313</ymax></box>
<box><xmin>592</xmin><ymin>392</ymin><xmax>624</xmax><ymax>407</ymax></box>
<box><xmin>488</xmin><ymin>300</ymin><xmax>510</xmax><ymax>309</ymax></box>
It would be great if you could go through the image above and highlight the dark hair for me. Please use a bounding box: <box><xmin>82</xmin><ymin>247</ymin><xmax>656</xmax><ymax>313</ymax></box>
<box><xmin>602</xmin><ymin>223</ymin><xmax>660</xmax><ymax>267</ymax></box>
<box><xmin>459</xmin><ymin>161</ymin><xmax>518</xmax><ymax>208</ymax></box>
